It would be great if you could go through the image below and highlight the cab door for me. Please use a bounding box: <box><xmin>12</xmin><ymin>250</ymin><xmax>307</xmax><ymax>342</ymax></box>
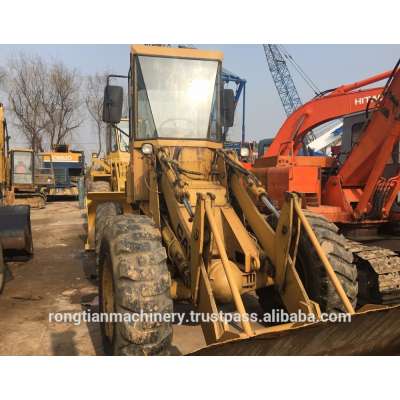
<box><xmin>11</xmin><ymin>151</ymin><xmax>34</xmax><ymax>186</ymax></box>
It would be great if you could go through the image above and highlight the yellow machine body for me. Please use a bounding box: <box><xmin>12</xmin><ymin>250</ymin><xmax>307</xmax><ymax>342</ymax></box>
<box><xmin>88</xmin><ymin>119</ymin><xmax>130</xmax><ymax>193</ymax></box>
<box><xmin>0</xmin><ymin>103</ymin><xmax>33</xmax><ymax>262</ymax></box>
<box><xmin>87</xmin><ymin>45</ymin><xmax>400</xmax><ymax>356</ymax></box>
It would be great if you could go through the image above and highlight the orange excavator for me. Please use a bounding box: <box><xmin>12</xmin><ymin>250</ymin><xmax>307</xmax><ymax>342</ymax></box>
<box><xmin>253</xmin><ymin>59</ymin><xmax>400</xmax><ymax>305</ymax></box>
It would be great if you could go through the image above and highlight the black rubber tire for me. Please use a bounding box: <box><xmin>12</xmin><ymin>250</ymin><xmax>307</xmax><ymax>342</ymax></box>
<box><xmin>98</xmin><ymin>214</ymin><xmax>173</xmax><ymax>356</ymax></box>
<box><xmin>91</xmin><ymin>180</ymin><xmax>122</xmax><ymax>257</ymax></box>
<box><xmin>296</xmin><ymin>211</ymin><xmax>358</xmax><ymax>313</ymax></box>
<box><xmin>255</xmin><ymin>285</ymin><xmax>286</xmax><ymax>317</ymax></box>
<box><xmin>89</xmin><ymin>180</ymin><xmax>111</xmax><ymax>192</ymax></box>
<box><xmin>0</xmin><ymin>244</ymin><xmax>5</xmax><ymax>294</ymax></box>
<box><xmin>95</xmin><ymin>202</ymin><xmax>121</xmax><ymax>257</ymax></box>
<box><xmin>257</xmin><ymin>211</ymin><xmax>358</xmax><ymax>314</ymax></box>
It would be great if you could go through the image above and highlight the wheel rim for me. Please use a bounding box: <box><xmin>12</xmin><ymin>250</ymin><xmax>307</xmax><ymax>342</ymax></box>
<box><xmin>101</xmin><ymin>259</ymin><xmax>115</xmax><ymax>341</ymax></box>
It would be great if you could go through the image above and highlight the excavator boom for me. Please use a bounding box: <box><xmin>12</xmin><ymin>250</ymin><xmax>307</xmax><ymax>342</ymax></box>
<box><xmin>264</xmin><ymin>70</ymin><xmax>391</xmax><ymax>159</ymax></box>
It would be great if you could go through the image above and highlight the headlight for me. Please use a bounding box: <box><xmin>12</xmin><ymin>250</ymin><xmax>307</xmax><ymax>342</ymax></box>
<box><xmin>240</xmin><ymin>147</ymin><xmax>250</xmax><ymax>158</ymax></box>
<box><xmin>141</xmin><ymin>143</ymin><xmax>153</xmax><ymax>155</ymax></box>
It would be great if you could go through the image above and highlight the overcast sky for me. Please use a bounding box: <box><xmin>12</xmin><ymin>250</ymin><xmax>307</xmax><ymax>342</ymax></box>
<box><xmin>0</xmin><ymin>44</ymin><xmax>399</xmax><ymax>153</ymax></box>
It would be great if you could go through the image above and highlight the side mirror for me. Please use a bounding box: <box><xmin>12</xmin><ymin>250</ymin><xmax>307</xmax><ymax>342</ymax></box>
<box><xmin>223</xmin><ymin>88</ymin><xmax>235</xmax><ymax>128</ymax></box>
<box><xmin>102</xmin><ymin>85</ymin><xmax>123</xmax><ymax>123</ymax></box>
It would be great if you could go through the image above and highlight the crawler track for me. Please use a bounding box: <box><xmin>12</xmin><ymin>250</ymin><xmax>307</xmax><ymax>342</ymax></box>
<box><xmin>346</xmin><ymin>240</ymin><xmax>400</xmax><ymax>305</ymax></box>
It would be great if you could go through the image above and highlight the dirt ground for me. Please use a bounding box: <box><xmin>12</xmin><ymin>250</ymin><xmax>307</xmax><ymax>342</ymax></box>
<box><xmin>0</xmin><ymin>201</ymin><xmax>206</xmax><ymax>355</ymax></box>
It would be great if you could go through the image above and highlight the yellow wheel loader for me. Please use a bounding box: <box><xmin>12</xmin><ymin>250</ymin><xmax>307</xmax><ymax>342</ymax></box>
<box><xmin>87</xmin><ymin>116</ymin><xmax>130</xmax><ymax>194</ymax></box>
<box><xmin>0</xmin><ymin>103</ymin><xmax>33</xmax><ymax>293</ymax></box>
<box><xmin>86</xmin><ymin>45</ymin><xmax>400</xmax><ymax>356</ymax></box>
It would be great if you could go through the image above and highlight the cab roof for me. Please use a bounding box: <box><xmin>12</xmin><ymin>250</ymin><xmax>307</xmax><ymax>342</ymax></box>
<box><xmin>131</xmin><ymin>45</ymin><xmax>223</xmax><ymax>62</ymax></box>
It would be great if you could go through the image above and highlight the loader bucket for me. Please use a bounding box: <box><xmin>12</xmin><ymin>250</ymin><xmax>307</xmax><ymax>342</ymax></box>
<box><xmin>0</xmin><ymin>205</ymin><xmax>33</xmax><ymax>259</ymax></box>
<box><xmin>190</xmin><ymin>305</ymin><xmax>400</xmax><ymax>355</ymax></box>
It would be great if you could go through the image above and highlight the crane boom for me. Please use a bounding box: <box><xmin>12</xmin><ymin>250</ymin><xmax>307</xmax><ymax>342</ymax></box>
<box><xmin>263</xmin><ymin>44</ymin><xmax>302</xmax><ymax>116</ymax></box>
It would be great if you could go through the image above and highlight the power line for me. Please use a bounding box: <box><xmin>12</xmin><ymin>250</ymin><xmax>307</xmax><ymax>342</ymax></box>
<box><xmin>278</xmin><ymin>45</ymin><xmax>321</xmax><ymax>96</ymax></box>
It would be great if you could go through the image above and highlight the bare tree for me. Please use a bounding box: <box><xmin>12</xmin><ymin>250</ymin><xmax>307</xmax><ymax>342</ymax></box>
<box><xmin>5</xmin><ymin>55</ymin><xmax>47</xmax><ymax>152</ymax></box>
<box><xmin>0</xmin><ymin>67</ymin><xmax>6</xmax><ymax>87</ymax></box>
<box><xmin>85</xmin><ymin>72</ymin><xmax>107</xmax><ymax>155</ymax></box>
<box><xmin>41</xmin><ymin>62</ymin><xmax>82</xmax><ymax>148</ymax></box>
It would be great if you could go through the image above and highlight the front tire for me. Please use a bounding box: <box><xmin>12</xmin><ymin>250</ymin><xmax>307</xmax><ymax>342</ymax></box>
<box><xmin>98</xmin><ymin>214</ymin><xmax>173</xmax><ymax>355</ymax></box>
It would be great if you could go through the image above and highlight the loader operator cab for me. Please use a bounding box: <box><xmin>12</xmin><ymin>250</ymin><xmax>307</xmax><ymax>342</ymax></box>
<box><xmin>102</xmin><ymin>45</ymin><xmax>235</xmax><ymax>144</ymax></box>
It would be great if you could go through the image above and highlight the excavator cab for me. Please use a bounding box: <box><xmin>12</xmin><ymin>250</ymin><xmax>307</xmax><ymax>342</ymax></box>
<box><xmin>7</xmin><ymin>149</ymin><xmax>47</xmax><ymax>209</ymax></box>
<box><xmin>339</xmin><ymin>112</ymin><xmax>400</xmax><ymax>178</ymax></box>
<box><xmin>10</xmin><ymin>149</ymin><xmax>34</xmax><ymax>188</ymax></box>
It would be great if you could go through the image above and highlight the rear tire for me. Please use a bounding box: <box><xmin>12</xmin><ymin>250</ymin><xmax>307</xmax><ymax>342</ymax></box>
<box><xmin>296</xmin><ymin>211</ymin><xmax>358</xmax><ymax>313</ymax></box>
<box><xmin>257</xmin><ymin>211</ymin><xmax>358</xmax><ymax>314</ymax></box>
<box><xmin>98</xmin><ymin>214</ymin><xmax>173</xmax><ymax>356</ymax></box>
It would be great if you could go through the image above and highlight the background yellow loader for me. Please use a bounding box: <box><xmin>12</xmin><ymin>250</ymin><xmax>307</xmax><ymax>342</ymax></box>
<box><xmin>87</xmin><ymin>117</ymin><xmax>129</xmax><ymax>194</ymax></box>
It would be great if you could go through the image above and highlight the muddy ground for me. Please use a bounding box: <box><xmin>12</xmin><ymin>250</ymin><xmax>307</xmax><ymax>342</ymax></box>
<box><xmin>0</xmin><ymin>201</ymin><xmax>206</xmax><ymax>355</ymax></box>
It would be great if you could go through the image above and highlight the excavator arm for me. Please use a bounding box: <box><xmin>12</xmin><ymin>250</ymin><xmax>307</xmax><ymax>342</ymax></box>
<box><xmin>336</xmin><ymin>59</ymin><xmax>400</xmax><ymax>218</ymax></box>
<box><xmin>265</xmin><ymin>70</ymin><xmax>391</xmax><ymax>158</ymax></box>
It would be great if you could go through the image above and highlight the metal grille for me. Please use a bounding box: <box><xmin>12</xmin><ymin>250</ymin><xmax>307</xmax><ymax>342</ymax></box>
<box><xmin>54</xmin><ymin>168</ymin><xmax>67</xmax><ymax>186</ymax></box>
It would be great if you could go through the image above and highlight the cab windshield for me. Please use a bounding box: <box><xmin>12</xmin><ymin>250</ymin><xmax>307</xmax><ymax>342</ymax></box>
<box><xmin>136</xmin><ymin>56</ymin><xmax>220</xmax><ymax>140</ymax></box>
